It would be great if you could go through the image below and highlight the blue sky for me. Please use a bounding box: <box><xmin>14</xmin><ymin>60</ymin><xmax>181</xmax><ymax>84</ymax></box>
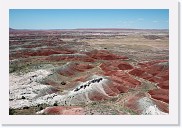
<box><xmin>9</xmin><ymin>9</ymin><xmax>169</xmax><ymax>29</ymax></box>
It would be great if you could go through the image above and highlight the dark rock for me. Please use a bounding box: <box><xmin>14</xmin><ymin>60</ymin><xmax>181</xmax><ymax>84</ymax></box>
<box><xmin>21</xmin><ymin>96</ymin><xmax>26</xmax><ymax>99</ymax></box>
<box><xmin>39</xmin><ymin>106</ymin><xmax>43</xmax><ymax>110</ymax></box>
<box><xmin>23</xmin><ymin>106</ymin><xmax>29</xmax><ymax>109</ymax></box>
<box><xmin>53</xmin><ymin>102</ymin><xmax>58</xmax><ymax>106</ymax></box>
<box><xmin>74</xmin><ymin>88</ymin><xmax>79</xmax><ymax>92</ymax></box>
<box><xmin>9</xmin><ymin>108</ymin><xmax>15</xmax><ymax>115</ymax></box>
<box><xmin>61</xmin><ymin>81</ymin><xmax>66</xmax><ymax>85</ymax></box>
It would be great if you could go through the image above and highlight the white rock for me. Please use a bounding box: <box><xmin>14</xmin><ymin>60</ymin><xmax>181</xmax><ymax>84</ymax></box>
<box><xmin>138</xmin><ymin>97</ymin><xmax>168</xmax><ymax>115</ymax></box>
<box><xmin>9</xmin><ymin>69</ymin><xmax>53</xmax><ymax>109</ymax></box>
<box><xmin>143</xmin><ymin>105</ymin><xmax>168</xmax><ymax>115</ymax></box>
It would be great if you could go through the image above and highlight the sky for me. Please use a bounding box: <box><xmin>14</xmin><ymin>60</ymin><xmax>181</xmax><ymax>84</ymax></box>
<box><xmin>9</xmin><ymin>9</ymin><xmax>169</xmax><ymax>29</ymax></box>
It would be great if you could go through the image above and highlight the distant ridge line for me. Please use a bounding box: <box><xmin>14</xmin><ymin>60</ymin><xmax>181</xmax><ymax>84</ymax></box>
<box><xmin>9</xmin><ymin>28</ymin><xmax>169</xmax><ymax>31</ymax></box>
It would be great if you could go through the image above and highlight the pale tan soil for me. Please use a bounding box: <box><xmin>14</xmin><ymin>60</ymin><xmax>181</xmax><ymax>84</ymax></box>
<box><xmin>9</xmin><ymin>29</ymin><xmax>169</xmax><ymax>115</ymax></box>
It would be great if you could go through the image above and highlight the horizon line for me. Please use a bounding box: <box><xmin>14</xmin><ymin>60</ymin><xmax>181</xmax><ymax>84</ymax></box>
<box><xmin>10</xmin><ymin>27</ymin><xmax>169</xmax><ymax>31</ymax></box>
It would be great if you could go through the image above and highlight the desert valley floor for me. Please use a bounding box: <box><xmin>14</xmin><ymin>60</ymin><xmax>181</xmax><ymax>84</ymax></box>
<box><xmin>9</xmin><ymin>29</ymin><xmax>169</xmax><ymax>115</ymax></box>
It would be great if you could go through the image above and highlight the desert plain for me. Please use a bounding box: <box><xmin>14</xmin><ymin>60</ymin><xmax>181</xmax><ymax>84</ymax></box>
<box><xmin>9</xmin><ymin>28</ymin><xmax>169</xmax><ymax>115</ymax></box>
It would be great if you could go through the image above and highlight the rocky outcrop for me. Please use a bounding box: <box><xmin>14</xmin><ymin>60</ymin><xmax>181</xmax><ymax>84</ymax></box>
<box><xmin>9</xmin><ymin>69</ymin><xmax>58</xmax><ymax>109</ymax></box>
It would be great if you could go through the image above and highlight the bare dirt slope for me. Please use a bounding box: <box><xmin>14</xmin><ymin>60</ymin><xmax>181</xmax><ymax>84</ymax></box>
<box><xmin>9</xmin><ymin>29</ymin><xmax>169</xmax><ymax>115</ymax></box>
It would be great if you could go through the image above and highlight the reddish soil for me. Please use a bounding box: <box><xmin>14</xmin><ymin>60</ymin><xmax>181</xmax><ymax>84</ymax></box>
<box><xmin>120</xmin><ymin>92</ymin><xmax>168</xmax><ymax>114</ymax></box>
<box><xmin>123</xmin><ymin>93</ymin><xmax>147</xmax><ymax>114</ymax></box>
<box><xmin>129</xmin><ymin>60</ymin><xmax>169</xmax><ymax>104</ymax></box>
<box><xmin>86</xmin><ymin>50</ymin><xmax>128</xmax><ymax>60</ymax></box>
<box><xmin>9</xmin><ymin>29</ymin><xmax>169</xmax><ymax>115</ymax></box>
<box><xmin>56</xmin><ymin>63</ymin><xmax>94</xmax><ymax>76</ymax></box>
<box><xmin>45</xmin><ymin>54</ymin><xmax>95</xmax><ymax>62</ymax></box>
<box><xmin>138</xmin><ymin>60</ymin><xmax>168</xmax><ymax>68</ymax></box>
<box><xmin>129</xmin><ymin>60</ymin><xmax>169</xmax><ymax>84</ymax></box>
<box><xmin>10</xmin><ymin>48</ymin><xmax>75</xmax><ymax>60</ymax></box>
<box><xmin>152</xmin><ymin>98</ymin><xmax>169</xmax><ymax>113</ymax></box>
<box><xmin>148</xmin><ymin>89</ymin><xmax>169</xmax><ymax>103</ymax></box>
<box><xmin>41</xmin><ymin>106</ymin><xmax>85</xmax><ymax>115</ymax></box>
<box><xmin>88</xmin><ymin>90</ymin><xmax>110</xmax><ymax>101</ymax></box>
<box><xmin>100</xmin><ymin>60</ymin><xmax>133</xmax><ymax>72</ymax></box>
<box><xmin>105</xmin><ymin>70</ymin><xmax>141</xmax><ymax>88</ymax></box>
<box><xmin>157</xmin><ymin>80</ymin><xmax>169</xmax><ymax>89</ymax></box>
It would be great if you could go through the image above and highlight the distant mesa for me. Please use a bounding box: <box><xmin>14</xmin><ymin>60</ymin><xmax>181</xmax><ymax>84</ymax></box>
<box><xmin>9</xmin><ymin>28</ymin><xmax>16</xmax><ymax>31</ymax></box>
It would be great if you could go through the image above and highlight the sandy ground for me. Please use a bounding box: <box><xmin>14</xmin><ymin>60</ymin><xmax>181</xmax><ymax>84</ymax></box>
<box><xmin>9</xmin><ymin>29</ymin><xmax>169</xmax><ymax>115</ymax></box>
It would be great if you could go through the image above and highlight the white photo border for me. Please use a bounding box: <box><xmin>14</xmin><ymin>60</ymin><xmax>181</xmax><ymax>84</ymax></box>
<box><xmin>0</xmin><ymin>0</ymin><xmax>179</xmax><ymax>125</ymax></box>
